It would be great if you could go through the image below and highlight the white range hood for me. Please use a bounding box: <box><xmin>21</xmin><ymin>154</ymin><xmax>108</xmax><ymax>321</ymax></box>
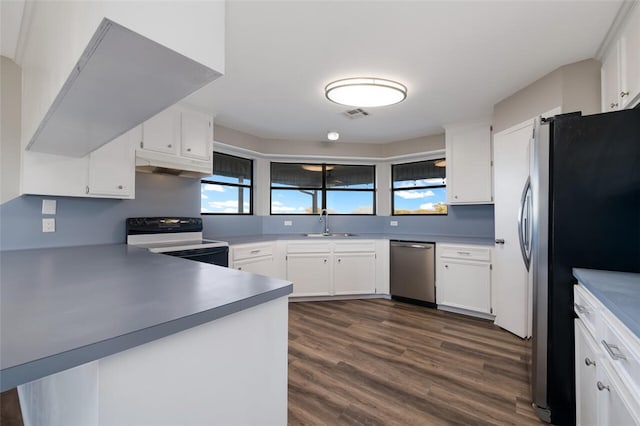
<box><xmin>25</xmin><ymin>18</ymin><xmax>222</xmax><ymax>158</ymax></box>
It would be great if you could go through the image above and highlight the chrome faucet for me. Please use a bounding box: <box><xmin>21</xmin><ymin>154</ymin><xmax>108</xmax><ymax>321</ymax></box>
<box><xmin>319</xmin><ymin>209</ymin><xmax>329</xmax><ymax>235</ymax></box>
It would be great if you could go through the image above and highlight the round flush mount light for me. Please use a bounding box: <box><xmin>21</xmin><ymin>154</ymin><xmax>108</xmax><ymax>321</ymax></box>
<box><xmin>325</xmin><ymin>77</ymin><xmax>407</xmax><ymax>107</ymax></box>
<box><xmin>327</xmin><ymin>131</ymin><xmax>340</xmax><ymax>141</ymax></box>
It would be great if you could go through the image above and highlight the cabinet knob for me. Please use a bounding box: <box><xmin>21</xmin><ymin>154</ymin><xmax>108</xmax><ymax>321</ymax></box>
<box><xmin>444</xmin><ymin>264</ymin><xmax>449</xmax><ymax>268</ymax></box>
<box><xmin>338</xmin><ymin>258</ymin><xmax>341</xmax><ymax>263</ymax></box>
<box><xmin>238</xmin><ymin>267</ymin><xmax>242</xmax><ymax>270</ymax></box>
<box><xmin>323</xmin><ymin>259</ymin><xmax>327</xmax><ymax>263</ymax></box>
<box><xmin>117</xmin><ymin>185</ymin><xmax>123</xmax><ymax>190</ymax></box>
<box><xmin>610</xmin><ymin>102</ymin><xmax>618</xmax><ymax>109</ymax></box>
<box><xmin>584</xmin><ymin>357</ymin><xmax>596</xmax><ymax>367</ymax></box>
<box><xmin>168</xmin><ymin>144</ymin><xmax>173</xmax><ymax>148</ymax></box>
<box><xmin>187</xmin><ymin>148</ymin><xmax>192</xmax><ymax>152</ymax></box>
<box><xmin>454</xmin><ymin>195</ymin><xmax>458</xmax><ymax>199</ymax></box>
<box><xmin>596</xmin><ymin>381</ymin><xmax>610</xmax><ymax>392</ymax></box>
<box><xmin>620</xmin><ymin>91</ymin><xmax>629</xmax><ymax>98</ymax></box>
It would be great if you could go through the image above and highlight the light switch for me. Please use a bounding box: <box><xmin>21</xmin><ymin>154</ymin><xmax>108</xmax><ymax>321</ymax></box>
<box><xmin>284</xmin><ymin>220</ymin><xmax>293</xmax><ymax>226</ymax></box>
<box><xmin>390</xmin><ymin>221</ymin><xmax>399</xmax><ymax>227</ymax></box>
<box><xmin>42</xmin><ymin>218</ymin><xmax>56</xmax><ymax>233</ymax></box>
<box><xmin>42</xmin><ymin>199</ymin><xmax>57</xmax><ymax>215</ymax></box>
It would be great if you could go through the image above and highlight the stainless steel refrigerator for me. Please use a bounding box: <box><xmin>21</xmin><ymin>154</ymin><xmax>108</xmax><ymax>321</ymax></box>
<box><xmin>529</xmin><ymin>108</ymin><xmax>640</xmax><ymax>425</ymax></box>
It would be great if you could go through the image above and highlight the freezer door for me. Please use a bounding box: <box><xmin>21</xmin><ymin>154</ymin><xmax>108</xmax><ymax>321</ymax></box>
<box><xmin>531</xmin><ymin>117</ymin><xmax>551</xmax><ymax>422</ymax></box>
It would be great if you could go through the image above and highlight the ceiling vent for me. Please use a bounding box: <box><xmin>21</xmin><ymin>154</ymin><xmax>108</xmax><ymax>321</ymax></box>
<box><xmin>342</xmin><ymin>108</ymin><xmax>370</xmax><ymax>119</ymax></box>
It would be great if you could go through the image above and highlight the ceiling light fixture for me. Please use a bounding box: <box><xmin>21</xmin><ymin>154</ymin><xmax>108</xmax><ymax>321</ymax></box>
<box><xmin>434</xmin><ymin>159</ymin><xmax>446</xmax><ymax>167</ymax></box>
<box><xmin>325</xmin><ymin>77</ymin><xmax>407</xmax><ymax>107</ymax></box>
<box><xmin>302</xmin><ymin>165</ymin><xmax>334</xmax><ymax>172</ymax></box>
<box><xmin>327</xmin><ymin>131</ymin><xmax>340</xmax><ymax>141</ymax></box>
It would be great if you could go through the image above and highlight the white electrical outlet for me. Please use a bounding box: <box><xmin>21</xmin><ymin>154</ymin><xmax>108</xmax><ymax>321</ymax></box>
<box><xmin>284</xmin><ymin>220</ymin><xmax>293</xmax><ymax>226</ymax></box>
<box><xmin>42</xmin><ymin>218</ymin><xmax>56</xmax><ymax>233</ymax></box>
<box><xmin>42</xmin><ymin>199</ymin><xmax>57</xmax><ymax>215</ymax></box>
<box><xmin>390</xmin><ymin>220</ymin><xmax>399</xmax><ymax>227</ymax></box>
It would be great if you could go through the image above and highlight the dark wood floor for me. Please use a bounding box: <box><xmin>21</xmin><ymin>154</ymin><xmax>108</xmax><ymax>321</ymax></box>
<box><xmin>288</xmin><ymin>299</ymin><xmax>543</xmax><ymax>425</ymax></box>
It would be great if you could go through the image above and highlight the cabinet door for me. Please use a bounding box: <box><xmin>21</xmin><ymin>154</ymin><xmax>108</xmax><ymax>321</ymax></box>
<box><xmin>181</xmin><ymin>110</ymin><xmax>212</xmax><ymax>160</ymax></box>
<box><xmin>438</xmin><ymin>259</ymin><xmax>491</xmax><ymax>314</ymax></box>
<box><xmin>333</xmin><ymin>253</ymin><xmax>376</xmax><ymax>295</ymax></box>
<box><xmin>234</xmin><ymin>256</ymin><xmax>277</xmax><ymax>278</ymax></box>
<box><xmin>620</xmin><ymin>4</ymin><xmax>640</xmax><ymax>108</ymax></box>
<box><xmin>575</xmin><ymin>320</ymin><xmax>599</xmax><ymax>426</ymax></box>
<box><xmin>601</xmin><ymin>47</ymin><xmax>620</xmax><ymax>112</ymax></box>
<box><xmin>287</xmin><ymin>254</ymin><xmax>331</xmax><ymax>297</ymax></box>
<box><xmin>88</xmin><ymin>130</ymin><xmax>135</xmax><ymax>198</ymax></box>
<box><xmin>445</xmin><ymin>125</ymin><xmax>493</xmax><ymax>204</ymax></box>
<box><xmin>141</xmin><ymin>108</ymin><xmax>179</xmax><ymax>154</ymax></box>
<box><xmin>597</xmin><ymin>360</ymin><xmax>640</xmax><ymax>426</ymax></box>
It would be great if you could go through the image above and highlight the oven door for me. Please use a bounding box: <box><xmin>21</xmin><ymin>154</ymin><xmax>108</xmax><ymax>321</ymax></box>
<box><xmin>163</xmin><ymin>246</ymin><xmax>229</xmax><ymax>267</ymax></box>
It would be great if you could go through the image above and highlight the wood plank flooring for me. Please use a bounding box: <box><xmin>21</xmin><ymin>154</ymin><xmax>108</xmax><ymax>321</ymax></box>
<box><xmin>288</xmin><ymin>299</ymin><xmax>543</xmax><ymax>425</ymax></box>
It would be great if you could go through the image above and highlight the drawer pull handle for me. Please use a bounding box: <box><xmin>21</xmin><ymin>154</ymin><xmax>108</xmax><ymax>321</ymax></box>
<box><xmin>597</xmin><ymin>381</ymin><xmax>610</xmax><ymax>392</ymax></box>
<box><xmin>574</xmin><ymin>303</ymin><xmax>589</xmax><ymax>314</ymax></box>
<box><xmin>457</xmin><ymin>251</ymin><xmax>471</xmax><ymax>255</ymax></box>
<box><xmin>584</xmin><ymin>357</ymin><xmax>596</xmax><ymax>367</ymax></box>
<box><xmin>250</xmin><ymin>250</ymin><xmax>261</xmax><ymax>254</ymax></box>
<box><xmin>602</xmin><ymin>340</ymin><xmax>627</xmax><ymax>361</ymax></box>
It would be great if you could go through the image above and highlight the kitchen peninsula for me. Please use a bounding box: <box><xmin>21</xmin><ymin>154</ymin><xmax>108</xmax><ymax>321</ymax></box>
<box><xmin>0</xmin><ymin>244</ymin><xmax>291</xmax><ymax>425</ymax></box>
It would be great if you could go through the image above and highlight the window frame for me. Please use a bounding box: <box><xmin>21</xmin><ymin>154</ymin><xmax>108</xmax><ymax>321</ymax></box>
<box><xmin>391</xmin><ymin>158</ymin><xmax>447</xmax><ymax>216</ymax></box>
<box><xmin>270</xmin><ymin>162</ymin><xmax>376</xmax><ymax>215</ymax></box>
<box><xmin>201</xmin><ymin>152</ymin><xmax>254</xmax><ymax>215</ymax></box>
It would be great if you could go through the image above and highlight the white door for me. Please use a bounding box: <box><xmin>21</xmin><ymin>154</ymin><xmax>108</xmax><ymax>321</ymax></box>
<box><xmin>88</xmin><ymin>129</ymin><xmax>135</xmax><ymax>198</ymax></box>
<box><xmin>181</xmin><ymin>110</ymin><xmax>212</xmax><ymax>160</ymax></box>
<box><xmin>492</xmin><ymin>121</ymin><xmax>533</xmax><ymax>338</ymax></box>
<box><xmin>286</xmin><ymin>254</ymin><xmax>331</xmax><ymax>297</ymax></box>
<box><xmin>234</xmin><ymin>256</ymin><xmax>276</xmax><ymax>278</ymax></box>
<box><xmin>574</xmin><ymin>321</ymin><xmax>599</xmax><ymax>426</ymax></box>
<box><xmin>333</xmin><ymin>253</ymin><xmax>376</xmax><ymax>295</ymax></box>
<box><xmin>141</xmin><ymin>108</ymin><xmax>179</xmax><ymax>154</ymax></box>
<box><xmin>438</xmin><ymin>259</ymin><xmax>492</xmax><ymax>314</ymax></box>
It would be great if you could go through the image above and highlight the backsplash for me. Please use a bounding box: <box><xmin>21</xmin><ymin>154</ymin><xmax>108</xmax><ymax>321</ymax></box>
<box><xmin>0</xmin><ymin>173</ymin><xmax>200</xmax><ymax>251</ymax></box>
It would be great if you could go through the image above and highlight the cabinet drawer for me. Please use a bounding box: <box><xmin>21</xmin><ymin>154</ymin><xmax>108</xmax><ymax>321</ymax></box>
<box><xmin>439</xmin><ymin>245</ymin><xmax>491</xmax><ymax>262</ymax></box>
<box><xmin>601</xmin><ymin>309</ymin><xmax>640</xmax><ymax>396</ymax></box>
<box><xmin>574</xmin><ymin>284</ymin><xmax>600</xmax><ymax>339</ymax></box>
<box><xmin>287</xmin><ymin>242</ymin><xmax>331</xmax><ymax>254</ymax></box>
<box><xmin>333</xmin><ymin>241</ymin><xmax>376</xmax><ymax>253</ymax></box>
<box><xmin>232</xmin><ymin>243</ymin><xmax>274</xmax><ymax>261</ymax></box>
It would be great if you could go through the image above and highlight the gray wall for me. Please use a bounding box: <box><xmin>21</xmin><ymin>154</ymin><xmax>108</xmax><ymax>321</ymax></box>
<box><xmin>214</xmin><ymin>124</ymin><xmax>445</xmax><ymax>158</ymax></box>
<box><xmin>493</xmin><ymin>59</ymin><xmax>601</xmax><ymax>132</ymax></box>
<box><xmin>0</xmin><ymin>173</ymin><xmax>200</xmax><ymax>250</ymax></box>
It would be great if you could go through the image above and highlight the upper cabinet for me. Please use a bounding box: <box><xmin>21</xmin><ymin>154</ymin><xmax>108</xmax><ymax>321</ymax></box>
<box><xmin>601</xmin><ymin>3</ymin><xmax>640</xmax><ymax>111</ymax></box>
<box><xmin>19</xmin><ymin>1</ymin><xmax>224</xmax><ymax>158</ymax></box>
<box><xmin>445</xmin><ymin>123</ymin><xmax>493</xmax><ymax>204</ymax></box>
<box><xmin>136</xmin><ymin>106</ymin><xmax>213</xmax><ymax>177</ymax></box>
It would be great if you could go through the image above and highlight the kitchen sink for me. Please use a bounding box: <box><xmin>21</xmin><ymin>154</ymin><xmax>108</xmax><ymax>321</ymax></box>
<box><xmin>303</xmin><ymin>233</ymin><xmax>358</xmax><ymax>237</ymax></box>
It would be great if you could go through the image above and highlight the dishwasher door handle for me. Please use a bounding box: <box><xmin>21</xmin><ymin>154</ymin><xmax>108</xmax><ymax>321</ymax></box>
<box><xmin>391</xmin><ymin>242</ymin><xmax>433</xmax><ymax>249</ymax></box>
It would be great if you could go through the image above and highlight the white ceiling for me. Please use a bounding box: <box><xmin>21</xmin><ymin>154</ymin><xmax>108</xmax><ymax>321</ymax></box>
<box><xmin>1</xmin><ymin>1</ymin><xmax>624</xmax><ymax>144</ymax></box>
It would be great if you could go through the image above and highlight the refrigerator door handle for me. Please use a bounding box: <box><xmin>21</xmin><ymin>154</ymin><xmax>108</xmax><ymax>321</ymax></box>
<box><xmin>518</xmin><ymin>177</ymin><xmax>532</xmax><ymax>270</ymax></box>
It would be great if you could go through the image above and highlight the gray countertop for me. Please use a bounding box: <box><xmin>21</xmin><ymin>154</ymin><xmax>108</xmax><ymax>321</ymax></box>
<box><xmin>573</xmin><ymin>268</ymin><xmax>640</xmax><ymax>339</ymax></box>
<box><xmin>214</xmin><ymin>233</ymin><xmax>495</xmax><ymax>246</ymax></box>
<box><xmin>0</xmin><ymin>244</ymin><xmax>292</xmax><ymax>392</ymax></box>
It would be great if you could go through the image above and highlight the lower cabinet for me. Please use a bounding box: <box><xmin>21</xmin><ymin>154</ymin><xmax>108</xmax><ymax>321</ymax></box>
<box><xmin>333</xmin><ymin>252</ymin><xmax>376</xmax><ymax>295</ymax></box>
<box><xmin>230</xmin><ymin>242</ymin><xmax>282</xmax><ymax>279</ymax></box>
<box><xmin>574</xmin><ymin>282</ymin><xmax>640</xmax><ymax>426</ymax></box>
<box><xmin>286</xmin><ymin>240</ymin><xmax>378</xmax><ymax>297</ymax></box>
<box><xmin>436</xmin><ymin>244</ymin><xmax>493</xmax><ymax>316</ymax></box>
<box><xmin>287</xmin><ymin>253</ymin><xmax>331</xmax><ymax>296</ymax></box>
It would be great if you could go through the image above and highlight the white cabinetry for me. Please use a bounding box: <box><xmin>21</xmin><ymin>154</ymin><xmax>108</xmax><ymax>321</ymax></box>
<box><xmin>574</xmin><ymin>283</ymin><xmax>640</xmax><ymax>425</ymax></box>
<box><xmin>287</xmin><ymin>242</ymin><xmax>332</xmax><ymax>297</ymax></box>
<box><xmin>333</xmin><ymin>241</ymin><xmax>376</xmax><ymax>295</ymax></box>
<box><xmin>445</xmin><ymin>123</ymin><xmax>493</xmax><ymax>204</ymax></box>
<box><xmin>287</xmin><ymin>240</ymin><xmax>379</xmax><ymax>297</ymax></box>
<box><xmin>436</xmin><ymin>244</ymin><xmax>492</xmax><ymax>317</ymax></box>
<box><xmin>230</xmin><ymin>242</ymin><xmax>280</xmax><ymax>278</ymax></box>
<box><xmin>601</xmin><ymin>3</ymin><xmax>640</xmax><ymax>111</ymax></box>
<box><xmin>22</xmin><ymin>127</ymin><xmax>136</xmax><ymax>199</ymax></box>
<box><xmin>136</xmin><ymin>106</ymin><xmax>213</xmax><ymax>175</ymax></box>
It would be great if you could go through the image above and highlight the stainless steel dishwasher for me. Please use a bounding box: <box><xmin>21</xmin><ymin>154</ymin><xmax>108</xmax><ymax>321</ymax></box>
<box><xmin>390</xmin><ymin>240</ymin><xmax>436</xmax><ymax>307</ymax></box>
